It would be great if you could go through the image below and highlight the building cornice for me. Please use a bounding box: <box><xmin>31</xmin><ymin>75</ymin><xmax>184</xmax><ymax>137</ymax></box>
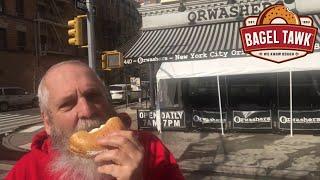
<box><xmin>139</xmin><ymin>0</ymin><xmax>262</xmax><ymax>17</ymax></box>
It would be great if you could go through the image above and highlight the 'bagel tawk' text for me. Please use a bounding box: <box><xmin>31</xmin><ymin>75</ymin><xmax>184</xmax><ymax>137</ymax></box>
<box><xmin>240</xmin><ymin>4</ymin><xmax>318</xmax><ymax>63</ymax></box>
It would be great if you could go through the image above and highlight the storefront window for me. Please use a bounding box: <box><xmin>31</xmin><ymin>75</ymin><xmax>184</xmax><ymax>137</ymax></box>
<box><xmin>278</xmin><ymin>71</ymin><xmax>320</xmax><ymax>110</ymax></box>
<box><xmin>181</xmin><ymin>77</ymin><xmax>227</xmax><ymax>110</ymax></box>
<box><xmin>159</xmin><ymin>79</ymin><xmax>183</xmax><ymax>108</ymax></box>
<box><xmin>228</xmin><ymin>73</ymin><xmax>276</xmax><ymax>110</ymax></box>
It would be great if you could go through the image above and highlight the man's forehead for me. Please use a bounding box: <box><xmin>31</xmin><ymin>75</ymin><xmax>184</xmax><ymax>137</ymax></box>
<box><xmin>45</xmin><ymin>64</ymin><xmax>101</xmax><ymax>94</ymax></box>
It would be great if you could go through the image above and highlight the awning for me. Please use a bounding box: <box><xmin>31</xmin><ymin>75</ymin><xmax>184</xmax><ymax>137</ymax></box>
<box><xmin>124</xmin><ymin>14</ymin><xmax>320</xmax><ymax>65</ymax></box>
<box><xmin>156</xmin><ymin>52</ymin><xmax>320</xmax><ymax>80</ymax></box>
<box><xmin>125</xmin><ymin>21</ymin><xmax>244</xmax><ymax>64</ymax></box>
<box><xmin>116</xmin><ymin>33</ymin><xmax>142</xmax><ymax>55</ymax></box>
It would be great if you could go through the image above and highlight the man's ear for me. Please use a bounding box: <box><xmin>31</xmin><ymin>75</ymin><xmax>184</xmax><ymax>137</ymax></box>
<box><xmin>41</xmin><ymin>111</ymin><xmax>51</xmax><ymax>135</ymax></box>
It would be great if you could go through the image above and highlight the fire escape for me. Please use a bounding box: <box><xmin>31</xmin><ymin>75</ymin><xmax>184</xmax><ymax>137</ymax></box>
<box><xmin>35</xmin><ymin>0</ymin><xmax>78</xmax><ymax>56</ymax></box>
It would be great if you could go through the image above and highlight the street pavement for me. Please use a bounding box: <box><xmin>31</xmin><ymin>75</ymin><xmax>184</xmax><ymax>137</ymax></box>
<box><xmin>1</xmin><ymin>103</ymin><xmax>320</xmax><ymax>179</ymax></box>
<box><xmin>0</xmin><ymin>108</ymin><xmax>41</xmax><ymax>135</ymax></box>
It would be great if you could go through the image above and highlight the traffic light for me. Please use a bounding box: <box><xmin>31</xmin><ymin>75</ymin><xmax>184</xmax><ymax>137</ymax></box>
<box><xmin>101</xmin><ymin>51</ymin><xmax>124</xmax><ymax>70</ymax></box>
<box><xmin>67</xmin><ymin>15</ymin><xmax>87</xmax><ymax>46</ymax></box>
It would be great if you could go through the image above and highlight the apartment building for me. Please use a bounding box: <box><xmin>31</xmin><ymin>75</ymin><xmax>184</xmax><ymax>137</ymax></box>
<box><xmin>0</xmin><ymin>0</ymin><xmax>141</xmax><ymax>92</ymax></box>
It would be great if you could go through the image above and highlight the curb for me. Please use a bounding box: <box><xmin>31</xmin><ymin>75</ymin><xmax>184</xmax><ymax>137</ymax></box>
<box><xmin>1</xmin><ymin>123</ymin><xmax>43</xmax><ymax>152</ymax></box>
<box><xmin>180</xmin><ymin>164</ymin><xmax>320</xmax><ymax>179</ymax></box>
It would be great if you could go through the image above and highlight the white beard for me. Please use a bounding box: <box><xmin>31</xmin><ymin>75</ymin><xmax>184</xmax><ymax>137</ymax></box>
<box><xmin>49</xmin><ymin>150</ymin><xmax>114</xmax><ymax>180</ymax></box>
<box><xmin>48</xmin><ymin>118</ymin><xmax>114</xmax><ymax>180</ymax></box>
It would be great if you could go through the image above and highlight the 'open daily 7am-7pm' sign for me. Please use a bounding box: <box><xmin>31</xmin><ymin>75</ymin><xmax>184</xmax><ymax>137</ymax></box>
<box><xmin>137</xmin><ymin>109</ymin><xmax>186</xmax><ymax>130</ymax></box>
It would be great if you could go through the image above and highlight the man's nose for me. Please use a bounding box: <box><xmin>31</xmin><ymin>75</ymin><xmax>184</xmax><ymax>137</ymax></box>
<box><xmin>77</xmin><ymin>98</ymin><xmax>94</xmax><ymax>118</ymax></box>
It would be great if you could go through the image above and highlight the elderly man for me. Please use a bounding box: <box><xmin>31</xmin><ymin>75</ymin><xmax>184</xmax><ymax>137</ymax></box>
<box><xmin>6</xmin><ymin>61</ymin><xmax>184</xmax><ymax>180</ymax></box>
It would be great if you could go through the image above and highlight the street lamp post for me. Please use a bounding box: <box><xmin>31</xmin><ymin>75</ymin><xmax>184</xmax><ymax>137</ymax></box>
<box><xmin>86</xmin><ymin>0</ymin><xmax>96</xmax><ymax>72</ymax></box>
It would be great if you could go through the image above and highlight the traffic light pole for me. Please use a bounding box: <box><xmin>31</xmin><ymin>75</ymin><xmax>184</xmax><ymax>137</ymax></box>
<box><xmin>86</xmin><ymin>0</ymin><xmax>96</xmax><ymax>72</ymax></box>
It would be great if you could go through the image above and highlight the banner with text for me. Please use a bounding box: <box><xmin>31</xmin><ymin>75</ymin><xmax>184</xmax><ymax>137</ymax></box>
<box><xmin>232</xmin><ymin>110</ymin><xmax>272</xmax><ymax>129</ymax></box>
<box><xmin>192</xmin><ymin>110</ymin><xmax>227</xmax><ymax>130</ymax></box>
<box><xmin>278</xmin><ymin>110</ymin><xmax>320</xmax><ymax>130</ymax></box>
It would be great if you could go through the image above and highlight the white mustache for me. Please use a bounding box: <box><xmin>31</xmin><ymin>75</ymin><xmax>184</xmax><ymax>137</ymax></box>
<box><xmin>74</xmin><ymin>117</ymin><xmax>104</xmax><ymax>132</ymax></box>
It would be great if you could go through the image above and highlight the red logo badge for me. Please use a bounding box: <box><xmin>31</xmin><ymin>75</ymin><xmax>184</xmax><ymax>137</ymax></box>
<box><xmin>240</xmin><ymin>4</ymin><xmax>318</xmax><ymax>63</ymax></box>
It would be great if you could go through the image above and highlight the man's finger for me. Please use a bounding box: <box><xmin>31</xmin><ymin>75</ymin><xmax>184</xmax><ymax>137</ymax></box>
<box><xmin>97</xmin><ymin>132</ymin><xmax>144</xmax><ymax>156</ymax></box>
<box><xmin>98</xmin><ymin>136</ymin><xmax>142</xmax><ymax>159</ymax></box>
<box><xmin>97</xmin><ymin>164</ymin><xmax>122</xmax><ymax>178</ymax></box>
<box><xmin>103</xmin><ymin>130</ymin><xmax>142</xmax><ymax>151</ymax></box>
<box><xmin>94</xmin><ymin>149</ymin><xmax>132</xmax><ymax>165</ymax></box>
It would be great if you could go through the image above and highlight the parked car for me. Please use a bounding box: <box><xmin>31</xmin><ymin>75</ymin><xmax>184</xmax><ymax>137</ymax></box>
<box><xmin>109</xmin><ymin>84</ymin><xmax>140</xmax><ymax>103</ymax></box>
<box><xmin>0</xmin><ymin>87</ymin><xmax>38</xmax><ymax>112</ymax></box>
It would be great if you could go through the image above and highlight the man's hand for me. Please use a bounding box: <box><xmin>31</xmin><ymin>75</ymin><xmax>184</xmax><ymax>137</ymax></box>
<box><xmin>94</xmin><ymin>131</ymin><xmax>144</xmax><ymax>180</ymax></box>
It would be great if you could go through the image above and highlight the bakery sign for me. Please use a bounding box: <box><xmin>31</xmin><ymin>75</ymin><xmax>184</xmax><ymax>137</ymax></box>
<box><xmin>192</xmin><ymin>110</ymin><xmax>227</xmax><ymax>130</ymax></box>
<box><xmin>233</xmin><ymin>110</ymin><xmax>272</xmax><ymax>129</ymax></box>
<box><xmin>188</xmin><ymin>1</ymin><xmax>273</xmax><ymax>24</ymax></box>
<box><xmin>278</xmin><ymin>110</ymin><xmax>320</xmax><ymax>130</ymax></box>
<box><xmin>240</xmin><ymin>4</ymin><xmax>318</xmax><ymax>63</ymax></box>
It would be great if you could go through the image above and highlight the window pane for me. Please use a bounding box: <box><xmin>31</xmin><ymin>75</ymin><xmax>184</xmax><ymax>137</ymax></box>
<box><xmin>228</xmin><ymin>73</ymin><xmax>275</xmax><ymax>109</ymax></box>
<box><xmin>17</xmin><ymin>89</ymin><xmax>25</xmax><ymax>95</ymax></box>
<box><xmin>278</xmin><ymin>71</ymin><xmax>320</xmax><ymax>109</ymax></box>
<box><xmin>0</xmin><ymin>0</ymin><xmax>4</xmax><ymax>13</ymax></box>
<box><xmin>181</xmin><ymin>77</ymin><xmax>226</xmax><ymax>109</ymax></box>
<box><xmin>0</xmin><ymin>28</ymin><xmax>6</xmax><ymax>49</ymax></box>
<box><xmin>16</xmin><ymin>0</ymin><xmax>24</xmax><ymax>16</ymax></box>
<box><xmin>4</xmin><ymin>89</ymin><xmax>18</xmax><ymax>95</ymax></box>
<box><xmin>110</xmin><ymin>86</ymin><xmax>123</xmax><ymax>91</ymax></box>
<box><xmin>17</xmin><ymin>31</ymin><xmax>26</xmax><ymax>50</ymax></box>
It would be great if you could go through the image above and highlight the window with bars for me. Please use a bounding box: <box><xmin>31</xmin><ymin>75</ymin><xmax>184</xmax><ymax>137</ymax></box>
<box><xmin>16</xmin><ymin>0</ymin><xmax>24</xmax><ymax>17</ymax></box>
<box><xmin>17</xmin><ymin>31</ymin><xmax>26</xmax><ymax>50</ymax></box>
<box><xmin>0</xmin><ymin>0</ymin><xmax>4</xmax><ymax>14</ymax></box>
<box><xmin>0</xmin><ymin>28</ymin><xmax>6</xmax><ymax>50</ymax></box>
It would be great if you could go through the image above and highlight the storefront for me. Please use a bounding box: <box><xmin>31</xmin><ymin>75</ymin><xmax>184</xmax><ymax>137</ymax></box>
<box><xmin>124</xmin><ymin>0</ymin><xmax>320</xmax><ymax>134</ymax></box>
<box><xmin>155</xmin><ymin>53</ymin><xmax>320</xmax><ymax>133</ymax></box>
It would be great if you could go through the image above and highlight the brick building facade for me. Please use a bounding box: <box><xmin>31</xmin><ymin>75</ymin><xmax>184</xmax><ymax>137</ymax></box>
<box><xmin>0</xmin><ymin>0</ymin><xmax>141</xmax><ymax>93</ymax></box>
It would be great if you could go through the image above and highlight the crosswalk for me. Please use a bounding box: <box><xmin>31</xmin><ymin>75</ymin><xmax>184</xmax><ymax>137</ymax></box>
<box><xmin>0</xmin><ymin>109</ymin><xmax>42</xmax><ymax>135</ymax></box>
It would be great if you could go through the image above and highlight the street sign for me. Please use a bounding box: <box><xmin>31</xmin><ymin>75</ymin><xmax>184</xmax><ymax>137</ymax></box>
<box><xmin>75</xmin><ymin>0</ymin><xmax>87</xmax><ymax>12</ymax></box>
<box><xmin>130</xmin><ymin>77</ymin><xmax>141</xmax><ymax>91</ymax></box>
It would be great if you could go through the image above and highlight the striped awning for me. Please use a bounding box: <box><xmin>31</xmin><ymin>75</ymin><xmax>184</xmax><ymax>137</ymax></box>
<box><xmin>124</xmin><ymin>14</ymin><xmax>320</xmax><ymax>65</ymax></box>
<box><xmin>124</xmin><ymin>21</ymin><xmax>244</xmax><ymax>65</ymax></box>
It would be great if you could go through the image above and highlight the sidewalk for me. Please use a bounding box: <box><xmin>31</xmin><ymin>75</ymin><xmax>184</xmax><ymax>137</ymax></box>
<box><xmin>159</xmin><ymin>132</ymin><xmax>320</xmax><ymax>179</ymax></box>
<box><xmin>1</xmin><ymin>102</ymin><xmax>320</xmax><ymax>179</ymax></box>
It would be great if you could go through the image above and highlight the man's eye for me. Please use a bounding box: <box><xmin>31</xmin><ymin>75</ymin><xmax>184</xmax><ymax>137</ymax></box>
<box><xmin>86</xmin><ymin>92</ymin><xmax>102</xmax><ymax>101</ymax></box>
<box><xmin>60</xmin><ymin>101</ymin><xmax>75</xmax><ymax>110</ymax></box>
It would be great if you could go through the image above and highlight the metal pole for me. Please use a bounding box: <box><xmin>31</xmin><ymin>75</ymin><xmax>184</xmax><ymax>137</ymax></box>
<box><xmin>217</xmin><ymin>75</ymin><xmax>224</xmax><ymax>135</ymax></box>
<box><xmin>290</xmin><ymin>70</ymin><xmax>293</xmax><ymax>137</ymax></box>
<box><xmin>86</xmin><ymin>0</ymin><xmax>96</xmax><ymax>71</ymax></box>
<box><xmin>124</xmin><ymin>68</ymin><xmax>128</xmax><ymax>109</ymax></box>
<box><xmin>149</xmin><ymin>63</ymin><xmax>155</xmax><ymax>108</ymax></box>
<box><xmin>33</xmin><ymin>20</ymin><xmax>39</xmax><ymax>94</ymax></box>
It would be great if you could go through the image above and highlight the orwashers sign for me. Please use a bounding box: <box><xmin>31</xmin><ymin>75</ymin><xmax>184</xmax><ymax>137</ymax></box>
<box><xmin>278</xmin><ymin>110</ymin><xmax>320</xmax><ymax>130</ymax></box>
<box><xmin>161</xmin><ymin>110</ymin><xmax>186</xmax><ymax>130</ymax></box>
<box><xmin>137</xmin><ymin>109</ymin><xmax>157</xmax><ymax>130</ymax></box>
<box><xmin>137</xmin><ymin>109</ymin><xmax>186</xmax><ymax>130</ymax></box>
<box><xmin>192</xmin><ymin>110</ymin><xmax>226</xmax><ymax>130</ymax></box>
<box><xmin>240</xmin><ymin>4</ymin><xmax>318</xmax><ymax>63</ymax></box>
<box><xmin>233</xmin><ymin>110</ymin><xmax>272</xmax><ymax>129</ymax></box>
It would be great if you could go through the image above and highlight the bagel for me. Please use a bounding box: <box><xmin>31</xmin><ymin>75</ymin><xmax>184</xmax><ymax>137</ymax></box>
<box><xmin>68</xmin><ymin>117</ymin><xmax>126</xmax><ymax>158</ymax></box>
<box><xmin>257</xmin><ymin>4</ymin><xmax>300</xmax><ymax>25</ymax></box>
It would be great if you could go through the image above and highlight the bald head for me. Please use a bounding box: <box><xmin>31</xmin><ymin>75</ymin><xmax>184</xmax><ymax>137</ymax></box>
<box><xmin>38</xmin><ymin>61</ymin><xmax>106</xmax><ymax>112</ymax></box>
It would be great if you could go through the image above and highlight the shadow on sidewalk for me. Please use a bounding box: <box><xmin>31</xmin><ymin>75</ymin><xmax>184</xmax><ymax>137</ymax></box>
<box><xmin>0</xmin><ymin>135</ymin><xmax>26</xmax><ymax>161</ymax></box>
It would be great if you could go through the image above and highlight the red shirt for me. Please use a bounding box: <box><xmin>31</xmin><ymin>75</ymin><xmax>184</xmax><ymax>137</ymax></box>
<box><xmin>6</xmin><ymin>130</ymin><xmax>184</xmax><ymax>180</ymax></box>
